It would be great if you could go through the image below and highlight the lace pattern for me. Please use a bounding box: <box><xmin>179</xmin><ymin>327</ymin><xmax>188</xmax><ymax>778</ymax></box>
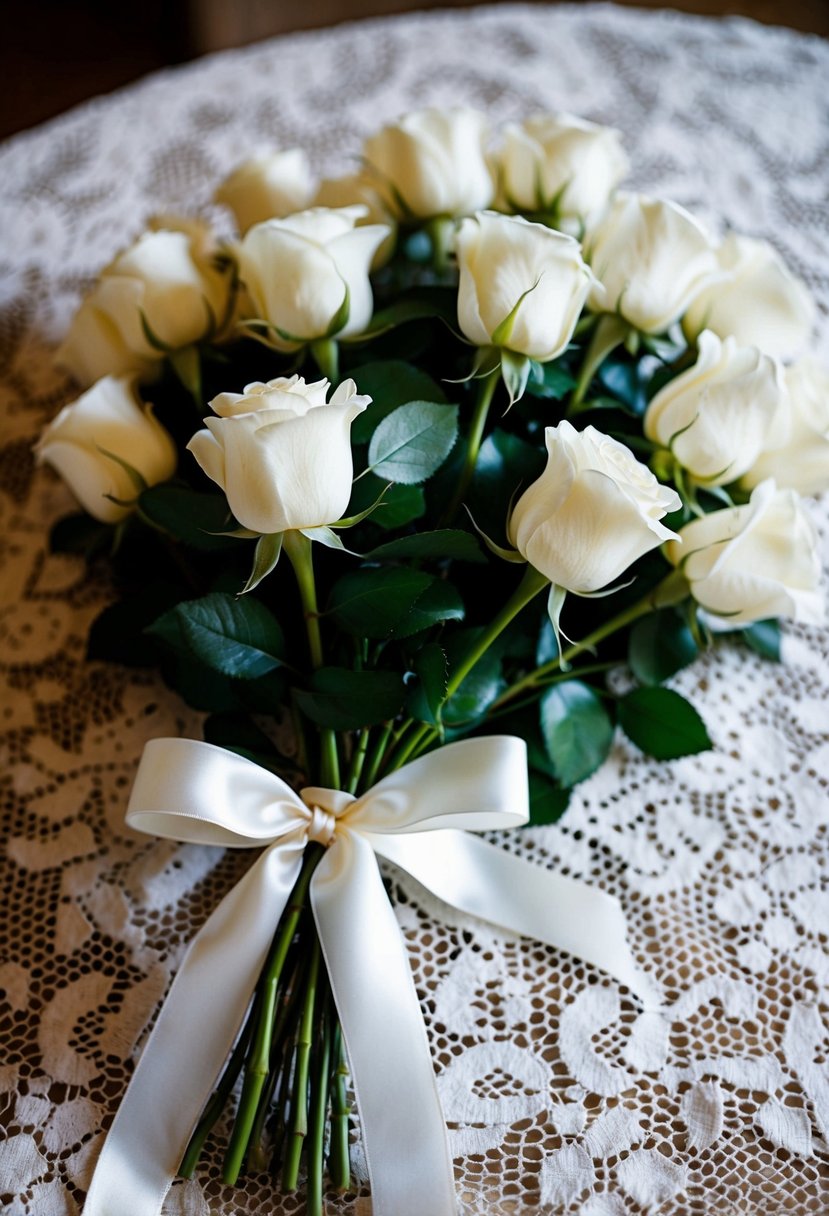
<box><xmin>1</xmin><ymin>5</ymin><xmax>828</xmax><ymax>1212</ymax></box>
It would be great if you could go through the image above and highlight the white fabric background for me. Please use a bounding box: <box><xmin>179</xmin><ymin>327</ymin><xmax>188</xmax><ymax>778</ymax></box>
<box><xmin>0</xmin><ymin>4</ymin><xmax>828</xmax><ymax>1213</ymax></box>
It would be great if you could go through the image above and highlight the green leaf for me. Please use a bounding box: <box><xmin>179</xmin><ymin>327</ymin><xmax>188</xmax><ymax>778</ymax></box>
<box><xmin>347</xmin><ymin>475</ymin><xmax>426</xmax><ymax>530</ymax></box>
<box><xmin>364</xmin><ymin>529</ymin><xmax>484</xmax><ymax>563</ymax></box>
<box><xmin>147</xmin><ymin>592</ymin><xmax>285</xmax><ymax>680</ymax></box>
<box><xmin>628</xmin><ymin>609</ymin><xmax>699</xmax><ymax>686</ymax></box>
<box><xmin>368</xmin><ymin>401</ymin><xmax>458</xmax><ymax>484</ymax></box>
<box><xmin>526</xmin><ymin>360</ymin><xmax>576</xmax><ymax>400</ymax></box>
<box><xmin>528</xmin><ymin>772</ymin><xmax>571</xmax><ymax>825</ymax></box>
<box><xmin>351</xmin><ymin>360</ymin><xmax>447</xmax><ymax>443</ymax></box>
<box><xmin>405</xmin><ymin>643</ymin><xmax>448</xmax><ymax>726</ymax></box>
<box><xmin>138</xmin><ymin>485</ymin><xmax>239</xmax><ymax>551</ymax></box>
<box><xmin>295</xmin><ymin>667</ymin><xmax>404</xmax><ymax>730</ymax></box>
<box><xmin>328</xmin><ymin>568</ymin><xmax>464</xmax><ymax>639</ymax></box>
<box><xmin>618</xmin><ymin>686</ymin><xmax>711</xmax><ymax>760</ymax></box>
<box><xmin>743</xmin><ymin>619</ymin><xmax>782</xmax><ymax>661</ymax></box>
<box><xmin>442</xmin><ymin>634</ymin><xmax>504</xmax><ymax>728</ymax></box>
<box><xmin>540</xmin><ymin>680</ymin><xmax>614</xmax><ymax>787</ymax></box>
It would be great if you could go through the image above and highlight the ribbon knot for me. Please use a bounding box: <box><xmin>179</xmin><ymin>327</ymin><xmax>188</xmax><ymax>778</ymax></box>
<box><xmin>305</xmin><ymin>805</ymin><xmax>338</xmax><ymax>846</ymax></box>
<box><xmin>84</xmin><ymin>735</ymin><xmax>657</xmax><ymax>1216</ymax></box>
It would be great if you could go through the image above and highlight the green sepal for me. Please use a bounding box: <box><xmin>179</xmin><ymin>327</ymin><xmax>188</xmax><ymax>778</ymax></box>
<box><xmin>491</xmin><ymin>279</ymin><xmax>541</xmax><ymax>348</ymax></box>
<box><xmin>96</xmin><ymin>446</ymin><xmax>148</xmax><ymax>495</ymax></box>
<box><xmin>140</xmin><ymin>309</ymin><xmax>173</xmax><ymax>354</ymax></box>
<box><xmin>241</xmin><ymin>532</ymin><xmax>283</xmax><ymax>595</ymax></box>
<box><xmin>500</xmin><ymin>350</ymin><xmax>532</xmax><ymax>408</ymax></box>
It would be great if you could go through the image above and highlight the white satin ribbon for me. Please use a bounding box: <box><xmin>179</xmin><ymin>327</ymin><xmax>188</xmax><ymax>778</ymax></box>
<box><xmin>84</xmin><ymin>735</ymin><xmax>657</xmax><ymax>1216</ymax></box>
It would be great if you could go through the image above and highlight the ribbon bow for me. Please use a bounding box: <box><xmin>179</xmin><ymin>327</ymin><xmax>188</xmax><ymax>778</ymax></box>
<box><xmin>84</xmin><ymin>735</ymin><xmax>657</xmax><ymax>1216</ymax></box>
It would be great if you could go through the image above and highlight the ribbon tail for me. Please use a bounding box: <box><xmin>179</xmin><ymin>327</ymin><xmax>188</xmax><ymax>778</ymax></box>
<box><xmin>84</xmin><ymin>839</ymin><xmax>306</xmax><ymax>1216</ymax></box>
<box><xmin>311</xmin><ymin>832</ymin><xmax>458</xmax><ymax>1216</ymax></box>
<box><xmin>372</xmin><ymin>830</ymin><xmax>661</xmax><ymax>1010</ymax></box>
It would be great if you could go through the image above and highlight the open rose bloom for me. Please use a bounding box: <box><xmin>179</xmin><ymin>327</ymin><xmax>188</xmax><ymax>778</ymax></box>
<box><xmin>187</xmin><ymin>376</ymin><xmax>369</xmax><ymax>535</ymax></box>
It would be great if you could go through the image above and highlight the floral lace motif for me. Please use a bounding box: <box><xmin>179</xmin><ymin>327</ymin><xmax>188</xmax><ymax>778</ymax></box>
<box><xmin>1</xmin><ymin>6</ymin><xmax>828</xmax><ymax>1213</ymax></box>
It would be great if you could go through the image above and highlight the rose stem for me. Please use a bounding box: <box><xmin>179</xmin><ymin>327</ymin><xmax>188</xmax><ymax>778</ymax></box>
<box><xmin>567</xmin><ymin>313</ymin><xmax>629</xmax><ymax>414</ymax></box>
<box><xmin>389</xmin><ymin>563</ymin><xmax>549</xmax><ymax>771</ymax></box>
<box><xmin>222</xmin><ymin>975</ymin><xmax>279</xmax><ymax>1184</ymax></box>
<box><xmin>178</xmin><ymin>1007</ymin><xmax>255</xmax><ymax>1178</ymax></box>
<box><xmin>306</xmin><ymin>972</ymin><xmax>333</xmax><ymax>1216</ymax></box>
<box><xmin>329</xmin><ymin>1014</ymin><xmax>351</xmax><ymax>1192</ymax></box>
<box><xmin>271</xmin><ymin>1029</ymin><xmax>298</xmax><ymax>1167</ymax></box>
<box><xmin>246</xmin><ymin>944</ymin><xmax>307</xmax><ymax>1171</ymax></box>
<box><xmin>487</xmin><ymin>566</ymin><xmax>691</xmax><ymax>711</ymax></box>
<box><xmin>439</xmin><ymin>366</ymin><xmax>500</xmax><ymax>526</ymax></box>
<box><xmin>221</xmin><ymin>846</ymin><xmax>322</xmax><ymax>1183</ymax></box>
<box><xmin>360</xmin><ymin>720</ymin><xmax>393</xmax><ymax>789</ymax></box>
<box><xmin>283</xmin><ymin>530</ymin><xmax>340</xmax><ymax>787</ymax></box>
<box><xmin>346</xmin><ymin>726</ymin><xmax>371</xmax><ymax>794</ymax></box>
<box><xmin>282</xmin><ymin>939</ymin><xmax>322</xmax><ymax>1191</ymax></box>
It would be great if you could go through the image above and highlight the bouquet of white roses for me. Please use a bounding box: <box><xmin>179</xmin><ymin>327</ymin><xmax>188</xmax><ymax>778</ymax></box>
<box><xmin>38</xmin><ymin>107</ymin><xmax>825</xmax><ymax>1216</ymax></box>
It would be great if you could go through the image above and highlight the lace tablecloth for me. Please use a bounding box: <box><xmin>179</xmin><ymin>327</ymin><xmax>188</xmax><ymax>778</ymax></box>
<box><xmin>2</xmin><ymin>4</ymin><xmax>828</xmax><ymax>1213</ymax></box>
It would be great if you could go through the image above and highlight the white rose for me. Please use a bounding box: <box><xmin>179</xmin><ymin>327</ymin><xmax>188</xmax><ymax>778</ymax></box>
<box><xmin>666</xmin><ymin>479</ymin><xmax>822</xmax><ymax>625</ymax></box>
<box><xmin>644</xmin><ymin>330</ymin><xmax>789</xmax><ymax>486</ymax></box>
<box><xmin>508</xmin><ymin>421</ymin><xmax>681</xmax><ymax>593</ymax></box>
<box><xmin>456</xmin><ymin>212</ymin><xmax>593</xmax><ymax>361</ymax></box>
<box><xmin>238</xmin><ymin>207</ymin><xmax>389</xmax><ymax>350</ymax></box>
<box><xmin>35</xmin><ymin>375</ymin><xmax>176</xmax><ymax>523</ymax></box>
<box><xmin>586</xmin><ymin>192</ymin><xmax>719</xmax><ymax>333</ymax></box>
<box><xmin>215</xmin><ymin>149</ymin><xmax>315</xmax><ymax>234</ymax></box>
<box><xmin>742</xmin><ymin>357</ymin><xmax>829</xmax><ymax>496</ymax></box>
<box><xmin>314</xmin><ymin>171</ymin><xmax>397</xmax><ymax>267</ymax></box>
<box><xmin>187</xmin><ymin>375</ymin><xmax>368</xmax><ymax>534</ymax></box>
<box><xmin>56</xmin><ymin>226</ymin><xmax>231</xmax><ymax>386</ymax></box>
<box><xmin>363</xmin><ymin>107</ymin><xmax>494</xmax><ymax>220</ymax></box>
<box><xmin>495</xmin><ymin>112</ymin><xmax>628</xmax><ymax>229</ymax></box>
<box><xmin>683</xmin><ymin>233</ymin><xmax>815</xmax><ymax>360</ymax></box>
